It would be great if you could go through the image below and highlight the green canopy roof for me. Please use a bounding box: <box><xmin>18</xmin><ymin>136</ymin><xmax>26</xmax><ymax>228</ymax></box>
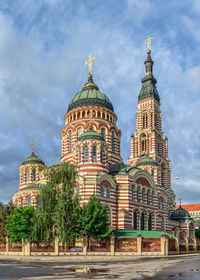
<box><xmin>113</xmin><ymin>229</ymin><xmax>174</xmax><ymax>239</ymax></box>
<box><xmin>68</xmin><ymin>75</ymin><xmax>114</xmax><ymax>112</ymax></box>
<box><xmin>78</xmin><ymin>127</ymin><xmax>104</xmax><ymax>142</ymax></box>
<box><xmin>137</xmin><ymin>155</ymin><xmax>158</xmax><ymax>167</ymax></box>
<box><xmin>21</xmin><ymin>152</ymin><xmax>45</xmax><ymax>166</ymax></box>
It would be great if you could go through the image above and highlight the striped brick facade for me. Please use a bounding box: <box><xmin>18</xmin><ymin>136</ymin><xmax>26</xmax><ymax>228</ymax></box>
<box><xmin>12</xmin><ymin>51</ymin><xmax>185</xmax><ymax>235</ymax></box>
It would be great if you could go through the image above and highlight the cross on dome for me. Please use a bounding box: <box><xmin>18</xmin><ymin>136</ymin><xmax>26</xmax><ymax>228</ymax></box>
<box><xmin>85</xmin><ymin>54</ymin><xmax>96</xmax><ymax>76</ymax></box>
<box><xmin>178</xmin><ymin>198</ymin><xmax>182</xmax><ymax>207</ymax></box>
<box><xmin>31</xmin><ymin>140</ymin><xmax>35</xmax><ymax>154</ymax></box>
<box><xmin>145</xmin><ymin>35</ymin><xmax>154</xmax><ymax>53</ymax></box>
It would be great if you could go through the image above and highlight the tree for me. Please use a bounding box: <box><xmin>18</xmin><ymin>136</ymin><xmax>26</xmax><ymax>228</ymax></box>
<box><xmin>32</xmin><ymin>162</ymin><xmax>82</xmax><ymax>244</ymax></box>
<box><xmin>81</xmin><ymin>195</ymin><xmax>111</xmax><ymax>239</ymax></box>
<box><xmin>195</xmin><ymin>220</ymin><xmax>200</xmax><ymax>238</ymax></box>
<box><xmin>6</xmin><ymin>206</ymin><xmax>34</xmax><ymax>243</ymax></box>
<box><xmin>0</xmin><ymin>201</ymin><xmax>14</xmax><ymax>244</ymax></box>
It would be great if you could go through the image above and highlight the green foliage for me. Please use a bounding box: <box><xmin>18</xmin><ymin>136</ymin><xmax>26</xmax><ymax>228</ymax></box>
<box><xmin>32</xmin><ymin>163</ymin><xmax>82</xmax><ymax>244</ymax></box>
<box><xmin>0</xmin><ymin>201</ymin><xmax>14</xmax><ymax>244</ymax></box>
<box><xmin>195</xmin><ymin>220</ymin><xmax>200</xmax><ymax>238</ymax></box>
<box><xmin>81</xmin><ymin>195</ymin><xmax>111</xmax><ymax>239</ymax></box>
<box><xmin>6</xmin><ymin>207</ymin><xmax>34</xmax><ymax>243</ymax></box>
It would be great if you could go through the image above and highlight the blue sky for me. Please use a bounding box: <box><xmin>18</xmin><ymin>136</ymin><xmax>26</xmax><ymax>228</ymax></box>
<box><xmin>0</xmin><ymin>0</ymin><xmax>200</xmax><ymax>204</ymax></box>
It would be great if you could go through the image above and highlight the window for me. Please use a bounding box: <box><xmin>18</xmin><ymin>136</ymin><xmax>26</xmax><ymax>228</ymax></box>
<box><xmin>68</xmin><ymin>130</ymin><xmax>72</xmax><ymax>152</ymax></box>
<box><xmin>106</xmin><ymin>187</ymin><xmax>110</xmax><ymax>198</ymax></box>
<box><xmin>131</xmin><ymin>186</ymin><xmax>135</xmax><ymax>200</ymax></box>
<box><xmin>148</xmin><ymin>214</ymin><xmax>152</xmax><ymax>231</ymax></box>
<box><xmin>101</xmin><ymin>128</ymin><xmax>106</xmax><ymax>139</ymax></box>
<box><xmin>77</xmin><ymin>127</ymin><xmax>83</xmax><ymax>137</ymax></box>
<box><xmin>100</xmin><ymin>186</ymin><xmax>106</xmax><ymax>197</ymax></box>
<box><xmin>78</xmin><ymin>146</ymin><xmax>81</xmax><ymax>163</ymax></box>
<box><xmin>133</xmin><ymin>212</ymin><xmax>138</xmax><ymax>230</ymax></box>
<box><xmin>100</xmin><ymin>148</ymin><xmax>104</xmax><ymax>163</ymax></box>
<box><xmin>92</xmin><ymin>146</ymin><xmax>97</xmax><ymax>162</ymax></box>
<box><xmin>32</xmin><ymin>169</ymin><xmax>36</xmax><ymax>181</ymax></box>
<box><xmin>151</xmin><ymin>170</ymin><xmax>154</xmax><ymax>177</ymax></box>
<box><xmin>142</xmin><ymin>189</ymin><xmax>145</xmax><ymax>202</ymax></box>
<box><xmin>84</xmin><ymin>145</ymin><xmax>89</xmax><ymax>162</ymax></box>
<box><xmin>147</xmin><ymin>191</ymin><xmax>150</xmax><ymax>204</ymax></box>
<box><xmin>137</xmin><ymin>188</ymin><xmax>140</xmax><ymax>201</ymax></box>
<box><xmin>141</xmin><ymin>213</ymin><xmax>145</xmax><ymax>230</ymax></box>
<box><xmin>27</xmin><ymin>196</ymin><xmax>32</xmax><ymax>206</ymax></box>
<box><xmin>158</xmin><ymin>199</ymin><xmax>164</xmax><ymax>210</ymax></box>
<box><xmin>142</xmin><ymin>113</ymin><xmax>148</xmax><ymax>128</ymax></box>
<box><xmin>111</xmin><ymin>131</ymin><xmax>115</xmax><ymax>152</ymax></box>
<box><xmin>141</xmin><ymin>134</ymin><xmax>147</xmax><ymax>152</ymax></box>
<box><xmin>36</xmin><ymin>197</ymin><xmax>40</xmax><ymax>207</ymax></box>
<box><xmin>25</xmin><ymin>169</ymin><xmax>30</xmax><ymax>182</ymax></box>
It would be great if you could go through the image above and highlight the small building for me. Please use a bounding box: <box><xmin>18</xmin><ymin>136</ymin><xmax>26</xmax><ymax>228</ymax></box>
<box><xmin>176</xmin><ymin>204</ymin><xmax>200</xmax><ymax>221</ymax></box>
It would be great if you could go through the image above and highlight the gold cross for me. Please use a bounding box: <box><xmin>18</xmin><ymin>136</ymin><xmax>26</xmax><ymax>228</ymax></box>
<box><xmin>31</xmin><ymin>140</ymin><xmax>35</xmax><ymax>154</ymax></box>
<box><xmin>85</xmin><ymin>54</ymin><xmax>96</xmax><ymax>75</ymax></box>
<box><xmin>178</xmin><ymin>198</ymin><xmax>182</xmax><ymax>207</ymax></box>
<box><xmin>145</xmin><ymin>35</ymin><xmax>154</xmax><ymax>52</ymax></box>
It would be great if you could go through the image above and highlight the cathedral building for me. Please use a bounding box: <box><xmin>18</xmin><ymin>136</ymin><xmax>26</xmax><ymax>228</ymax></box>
<box><xmin>12</xmin><ymin>42</ymin><xmax>193</xmax><ymax>235</ymax></box>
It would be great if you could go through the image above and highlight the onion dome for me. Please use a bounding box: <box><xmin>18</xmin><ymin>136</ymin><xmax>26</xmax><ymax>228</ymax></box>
<box><xmin>67</xmin><ymin>74</ymin><xmax>114</xmax><ymax>112</ymax></box>
<box><xmin>138</xmin><ymin>49</ymin><xmax>160</xmax><ymax>102</ymax></box>
<box><xmin>170</xmin><ymin>206</ymin><xmax>192</xmax><ymax>223</ymax></box>
<box><xmin>78</xmin><ymin>127</ymin><xmax>104</xmax><ymax>141</ymax></box>
<box><xmin>22</xmin><ymin>152</ymin><xmax>45</xmax><ymax>166</ymax></box>
<box><xmin>136</xmin><ymin>155</ymin><xmax>158</xmax><ymax>167</ymax></box>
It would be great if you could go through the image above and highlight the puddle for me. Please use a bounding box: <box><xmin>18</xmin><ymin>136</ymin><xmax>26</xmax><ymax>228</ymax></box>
<box><xmin>55</xmin><ymin>266</ymin><xmax>108</xmax><ymax>273</ymax></box>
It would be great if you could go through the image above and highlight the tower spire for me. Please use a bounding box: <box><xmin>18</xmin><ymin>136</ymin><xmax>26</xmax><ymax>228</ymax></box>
<box><xmin>31</xmin><ymin>140</ymin><xmax>35</xmax><ymax>155</ymax></box>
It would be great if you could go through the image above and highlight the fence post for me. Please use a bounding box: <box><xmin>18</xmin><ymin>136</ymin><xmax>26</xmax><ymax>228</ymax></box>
<box><xmin>24</xmin><ymin>240</ymin><xmax>31</xmax><ymax>256</ymax></box>
<box><xmin>175</xmin><ymin>237</ymin><xmax>179</xmax><ymax>254</ymax></box>
<box><xmin>110</xmin><ymin>233</ymin><xmax>115</xmax><ymax>256</ymax></box>
<box><xmin>5</xmin><ymin>236</ymin><xmax>9</xmax><ymax>255</ymax></box>
<box><xmin>54</xmin><ymin>237</ymin><xmax>59</xmax><ymax>256</ymax></box>
<box><xmin>137</xmin><ymin>234</ymin><xmax>142</xmax><ymax>255</ymax></box>
<box><xmin>83</xmin><ymin>234</ymin><xmax>88</xmax><ymax>256</ymax></box>
<box><xmin>185</xmin><ymin>238</ymin><xmax>189</xmax><ymax>253</ymax></box>
<box><xmin>161</xmin><ymin>234</ymin><xmax>168</xmax><ymax>255</ymax></box>
<box><xmin>193</xmin><ymin>238</ymin><xmax>197</xmax><ymax>252</ymax></box>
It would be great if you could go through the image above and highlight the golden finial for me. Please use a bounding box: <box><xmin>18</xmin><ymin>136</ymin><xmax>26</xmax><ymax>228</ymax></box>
<box><xmin>178</xmin><ymin>198</ymin><xmax>182</xmax><ymax>208</ymax></box>
<box><xmin>31</xmin><ymin>140</ymin><xmax>35</xmax><ymax>154</ymax></box>
<box><xmin>85</xmin><ymin>54</ymin><xmax>96</xmax><ymax>77</ymax></box>
<box><xmin>145</xmin><ymin>35</ymin><xmax>154</xmax><ymax>53</ymax></box>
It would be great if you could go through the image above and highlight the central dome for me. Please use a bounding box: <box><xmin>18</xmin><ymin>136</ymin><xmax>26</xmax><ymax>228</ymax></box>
<box><xmin>67</xmin><ymin>75</ymin><xmax>114</xmax><ymax>112</ymax></box>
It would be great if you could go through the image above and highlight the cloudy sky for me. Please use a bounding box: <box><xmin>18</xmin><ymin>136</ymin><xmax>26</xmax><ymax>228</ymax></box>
<box><xmin>0</xmin><ymin>0</ymin><xmax>200</xmax><ymax>204</ymax></box>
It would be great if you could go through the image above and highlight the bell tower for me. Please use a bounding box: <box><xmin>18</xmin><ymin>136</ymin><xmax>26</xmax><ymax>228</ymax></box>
<box><xmin>128</xmin><ymin>38</ymin><xmax>172</xmax><ymax>193</ymax></box>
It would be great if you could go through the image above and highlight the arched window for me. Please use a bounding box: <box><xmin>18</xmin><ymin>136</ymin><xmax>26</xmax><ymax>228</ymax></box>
<box><xmin>25</xmin><ymin>169</ymin><xmax>30</xmax><ymax>182</ymax></box>
<box><xmin>32</xmin><ymin>169</ymin><xmax>36</xmax><ymax>181</ymax></box>
<box><xmin>78</xmin><ymin>146</ymin><xmax>82</xmax><ymax>163</ymax></box>
<box><xmin>158</xmin><ymin>199</ymin><xmax>164</xmax><ymax>210</ymax></box>
<box><xmin>133</xmin><ymin>212</ymin><xmax>138</xmax><ymax>230</ymax></box>
<box><xmin>131</xmin><ymin>186</ymin><xmax>135</xmax><ymax>200</ymax></box>
<box><xmin>101</xmin><ymin>127</ymin><xmax>106</xmax><ymax>139</ymax></box>
<box><xmin>36</xmin><ymin>197</ymin><xmax>41</xmax><ymax>208</ymax></box>
<box><xmin>147</xmin><ymin>190</ymin><xmax>150</xmax><ymax>204</ymax></box>
<box><xmin>142</xmin><ymin>113</ymin><xmax>148</xmax><ymax>128</ymax></box>
<box><xmin>77</xmin><ymin>127</ymin><xmax>83</xmax><ymax>137</ymax></box>
<box><xmin>27</xmin><ymin>196</ymin><xmax>32</xmax><ymax>206</ymax></box>
<box><xmin>100</xmin><ymin>186</ymin><xmax>106</xmax><ymax>197</ymax></box>
<box><xmin>142</xmin><ymin>189</ymin><xmax>145</xmax><ymax>202</ymax></box>
<box><xmin>20</xmin><ymin>198</ymin><xmax>23</xmax><ymax>207</ymax></box>
<box><xmin>100</xmin><ymin>148</ymin><xmax>104</xmax><ymax>163</ymax></box>
<box><xmin>137</xmin><ymin>188</ymin><xmax>140</xmax><ymax>201</ymax></box>
<box><xmin>106</xmin><ymin>187</ymin><xmax>110</xmax><ymax>198</ymax></box>
<box><xmin>84</xmin><ymin>145</ymin><xmax>89</xmax><ymax>162</ymax></box>
<box><xmin>68</xmin><ymin>130</ymin><xmax>72</xmax><ymax>152</ymax></box>
<box><xmin>141</xmin><ymin>213</ymin><xmax>145</xmax><ymax>230</ymax></box>
<box><xmin>141</xmin><ymin>134</ymin><xmax>147</xmax><ymax>152</ymax></box>
<box><xmin>148</xmin><ymin>214</ymin><xmax>152</xmax><ymax>231</ymax></box>
<box><xmin>92</xmin><ymin>146</ymin><xmax>97</xmax><ymax>162</ymax></box>
<box><xmin>111</xmin><ymin>131</ymin><xmax>115</xmax><ymax>152</ymax></box>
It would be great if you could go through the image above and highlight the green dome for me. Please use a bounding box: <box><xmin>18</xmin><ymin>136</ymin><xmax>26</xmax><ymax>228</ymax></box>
<box><xmin>137</xmin><ymin>155</ymin><xmax>158</xmax><ymax>167</ymax></box>
<box><xmin>20</xmin><ymin>183</ymin><xmax>44</xmax><ymax>191</ymax></box>
<box><xmin>78</xmin><ymin>127</ymin><xmax>104</xmax><ymax>142</ymax></box>
<box><xmin>22</xmin><ymin>152</ymin><xmax>45</xmax><ymax>166</ymax></box>
<box><xmin>139</xmin><ymin>84</ymin><xmax>160</xmax><ymax>102</ymax></box>
<box><xmin>67</xmin><ymin>76</ymin><xmax>114</xmax><ymax>112</ymax></box>
<box><xmin>170</xmin><ymin>207</ymin><xmax>192</xmax><ymax>223</ymax></box>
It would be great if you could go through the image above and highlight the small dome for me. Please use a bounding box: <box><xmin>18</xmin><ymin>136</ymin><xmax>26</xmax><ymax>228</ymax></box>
<box><xmin>170</xmin><ymin>206</ymin><xmax>192</xmax><ymax>223</ymax></box>
<box><xmin>78</xmin><ymin>127</ymin><xmax>104</xmax><ymax>142</ymax></box>
<box><xmin>67</xmin><ymin>76</ymin><xmax>114</xmax><ymax>112</ymax></box>
<box><xmin>137</xmin><ymin>155</ymin><xmax>158</xmax><ymax>167</ymax></box>
<box><xmin>22</xmin><ymin>152</ymin><xmax>45</xmax><ymax>166</ymax></box>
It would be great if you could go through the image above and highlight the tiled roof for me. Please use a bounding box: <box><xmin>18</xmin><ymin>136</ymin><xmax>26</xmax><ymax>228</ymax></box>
<box><xmin>176</xmin><ymin>204</ymin><xmax>200</xmax><ymax>211</ymax></box>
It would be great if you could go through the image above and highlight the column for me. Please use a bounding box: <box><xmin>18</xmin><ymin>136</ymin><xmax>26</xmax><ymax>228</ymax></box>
<box><xmin>137</xmin><ymin>234</ymin><xmax>143</xmax><ymax>255</ymax></box>
<box><xmin>110</xmin><ymin>233</ymin><xmax>115</xmax><ymax>256</ymax></box>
